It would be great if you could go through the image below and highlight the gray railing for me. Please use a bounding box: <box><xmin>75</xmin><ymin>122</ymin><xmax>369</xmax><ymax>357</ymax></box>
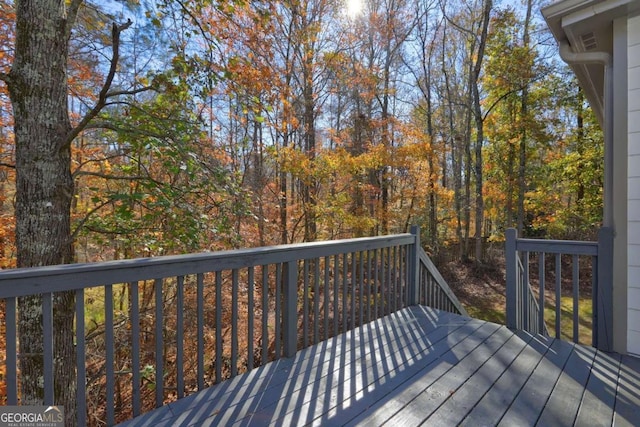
<box><xmin>0</xmin><ymin>226</ymin><xmax>464</xmax><ymax>426</ymax></box>
<box><xmin>505</xmin><ymin>228</ymin><xmax>613</xmax><ymax>351</ymax></box>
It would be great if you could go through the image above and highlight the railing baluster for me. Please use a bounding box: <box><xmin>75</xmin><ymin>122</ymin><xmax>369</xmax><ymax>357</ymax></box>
<box><xmin>351</xmin><ymin>252</ymin><xmax>356</xmax><ymax>330</ymax></box>
<box><xmin>399</xmin><ymin>246</ymin><xmax>403</xmax><ymax>308</ymax></box>
<box><xmin>129</xmin><ymin>282</ymin><xmax>141</xmax><ymax>416</ymax></box>
<box><xmin>505</xmin><ymin>228</ymin><xmax>517</xmax><ymax>329</ymax></box>
<box><xmin>342</xmin><ymin>253</ymin><xmax>348</xmax><ymax>333</ymax></box>
<box><xmin>374</xmin><ymin>249</ymin><xmax>379</xmax><ymax>319</ymax></box>
<box><xmin>392</xmin><ymin>246</ymin><xmax>397</xmax><ymax>311</ymax></box>
<box><xmin>522</xmin><ymin>252</ymin><xmax>529</xmax><ymax>332</ymax></box>
<box><xmin>275</xmin><ymin>264</ymin><xmax>281</xmax><ymax>359</ymax></box>
<box><xmin>539</xmin><ymin>254</ymin><xmax>546</xmax><ymax>335</ymax></box>
<box><xmin>573</xmin><ymin>255</ymin><xmax>580</xmax><ymax>343</ymax></box>
<box><xmin>592</xmin><ymin>255</ymin><xmax>598</xmax><ymax>347</ymax></box>
<box><xmin>323</xmin><ymin>257</ymin><xmax>330</xmax><ymax>341</ymax></box>
<box><xmin>6</xmin><ymin>297</ymin><xmax>17</xmax><ymax>405</ymax></box>
<box><xmin>385</xmin><ymin>248</ymin><xmax>390</xmax><ymax>315</ymax></box>
<box><xmin>215</xmin><ymin>271</ymin><xmax>222</xmax><ymax>383</ymax></box>
<box><xmin>404</xmin><ymin>245</ymin><xmax>409</xmax><ymax>307</ymax></box>
<box><xmin>231</xmin><ymin>269</ymin><xmax>238</xmax><ymax>377</ymax></box>
<box><xmin>154</xmin><ymin>278</ymin><xmax>164</xmax><ymax>406</ymax></box>
<box><xmin>105</xmin><ymin>285</ymin><xmax>114</xmax><ymax>423</ymax></box>
<box><xmin>42</xmin><ymin>293</ymin><xmax>54</xmax><ymax>405</ymax></box>
<box><xmin>366</xmin><ymin>251</ymin><xmax>372</xmax><ymax>323</ymax></box>
<box><xmin>555</xmin><ymin>254</ymin><xmax>562</xmax><ymax>339</ymax></box>
<box><xmin>333</xmin><ymin>255</ymin><xmax>339</xmax><ymax>335</ymax></box>
<box><xmin>303</xmin><ymin>260</ymin><xmax>309</xmax><ymax>348</ymax></box>
<box><xmin>76</xmin><ymin>288</ymin><xmax>87</xmax><ymax>426</ymax></box>
<box><xmin>358</xmin><ymin>251</ymin><xmax>364</xmax><ymax>327</ymax></box>
<box><xmin>248</xmin><ymin>267</ymin><xmax>254</xmax><ymax>370</ymax></box>
<box><xmin>417</xmin><ymin>264</ymin><xmax>423</xmax><ymax>306</ymax></box>
<box><xmin>262</xmin><ymin>266</ymin><xmax>269</xmax><ymax>364</ymax></box>
<box><xmin>283</xmin><ymin>261</ymin><xmax>298</xmax><ymax>358</ymax></box>
<box><xmin>197</xmin><ymin>273</ymin><xmax>204</xmax><ymax>389</ymax></box>
<box><xmin>313</xmin><ymin>259</ymin><xmax>320</xmax><ymax>344</ymax></box>
<box><xmin>176</xmin><ymin>276</ymin><xmax>184</xmax><ymax>398</ymax></box>
<box><xmin>429</xmin><ymin>263</ymin><xmax>433</xmax><ymax>308</ymax></box>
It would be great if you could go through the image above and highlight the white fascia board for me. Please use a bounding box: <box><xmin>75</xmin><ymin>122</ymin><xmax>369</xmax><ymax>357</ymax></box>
<box><xmin>562</xmin><ymin>0</ymin><xmax>636</xmax><ymax>26</ymax></box>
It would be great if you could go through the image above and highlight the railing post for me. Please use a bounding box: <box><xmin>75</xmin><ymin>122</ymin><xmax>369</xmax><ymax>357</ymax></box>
<box><xmin>283</xmin><ymin>261</ymin><xmax>298</xmax><ymax>358</ymax></box>
<box><xmin>506</xmin><ymin>228</ymin><xmax>518</xmax><ymax>329</ymax></box>
<box><xmin>596</xmin><ymin>227</ymin><xmax>614</xmax><ymax>351</ymax></box>
<box><xmin>409</xmin><ymin>225</ymin><xmax>420</xmax><ymax>306</ymax></box>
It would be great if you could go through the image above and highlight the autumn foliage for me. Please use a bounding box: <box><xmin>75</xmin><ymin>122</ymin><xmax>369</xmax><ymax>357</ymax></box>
<box><xmin>0</xmin><ymin>0</ymin><xmax>604</xmax><ymax>423</ymax></box>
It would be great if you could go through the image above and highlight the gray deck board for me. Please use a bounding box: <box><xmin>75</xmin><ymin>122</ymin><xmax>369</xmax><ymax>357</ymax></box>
<box><xmin>119</xmin><ymin>306</ymin><xmax>640</xmax><ymax>427</ymax></box>
<box><xmin>382</xmin><ymin>323</ymin><xmax>505</xmax><ymax>426</ymax></box>
<box><xmin>536</xmin><ymin>343</ymin><xmax>596</xmax><ymax>426</ymax></box>
<box><xmin>280</xmin><ymin>314</ymin><xmax>476</xmax><ymax>427</ymax></box>
<box><xmin>342</xmin><ymin>321</ymin><xmax>500</xmax><ymax>427</ymax></box>
<box><xmin>458</xmin><ymin>330</ymin><xmax>548</xmax><ymax>426</ymax></box>
<box><xmin>574</xmin><ymin>350</ymin><xmax>620</xmax><ymax>427</ymax></box>
<box><xmin>497</xmin><ymin>337</ymin><xmax>575</xmax><ymax>426</ymax></box>
<box><xmin>613</xmin><ymin>354</ymin><xmax>640</xmax><ymax>427</ymax></box>
<box><xmin>246</xmin><ymin>309</ymin><xmax>475</xmax><ymax>427</ymax></box>
<box><xmin>426</xmin><ymin>330</ymin><xmax>534</xmax><ymax>426</ymax></box>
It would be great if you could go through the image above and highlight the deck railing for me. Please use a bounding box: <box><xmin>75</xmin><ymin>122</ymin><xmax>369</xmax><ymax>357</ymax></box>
<box><xmin>0</xmin><ymin>226</ymin><xmax>464</xmax><ymax>426</ymax></box>
<box><xmin>505</xmin><ymin>227</ymin><xmax>613</xmax><ymax>351</ymax></box>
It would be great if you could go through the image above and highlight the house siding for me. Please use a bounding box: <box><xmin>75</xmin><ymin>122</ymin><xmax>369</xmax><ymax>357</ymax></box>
<box><xmin>628</xmin><ymin>14</ymin><xmax>640</xmax><ymax>356</ymax></box>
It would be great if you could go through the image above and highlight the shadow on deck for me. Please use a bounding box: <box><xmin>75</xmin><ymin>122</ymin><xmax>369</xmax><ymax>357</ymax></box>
<box><xmin>119</xmin><ymin>306</ymin><xmax>640</xmax><ymax>427</ymax></box>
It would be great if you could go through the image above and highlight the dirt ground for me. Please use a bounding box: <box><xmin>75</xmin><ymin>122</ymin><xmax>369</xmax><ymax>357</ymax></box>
<box><xmin>438</xmin><ymin>258</ymin><xmax>508</xmax><ymax>324</ymax></box>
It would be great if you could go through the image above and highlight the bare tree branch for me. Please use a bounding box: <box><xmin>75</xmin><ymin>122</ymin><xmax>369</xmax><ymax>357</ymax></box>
<box><xmin>105</xmin><ymin>86</ymin><xmax>154</xmax><ymax>98</ymax></box>
<box><xmin>61</xmin><ymin>19</ymin><xmax>134</xmax><ymax>151</ymax></box>
<box><xmin>73</xmin><ymin>170</ymin><xmax>153</xmax><ymax>181</ymax></box>
<box><xmin>65</xmin><ymin>0</ymin><xmax>84</xmax><ymax>42</ymax></box>
<box><xmin>70</xmin><ymin>198</ymin><xmax>115</xmax><ymax>241</ymax></box>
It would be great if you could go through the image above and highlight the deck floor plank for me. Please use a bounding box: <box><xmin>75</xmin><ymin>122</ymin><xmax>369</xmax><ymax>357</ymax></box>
<box><xmin>119</xmin><ymin>306</ymin><xmax>640</xmax><ymax>427</ymax></box>
<box><xmin>200</xmin><ymin>307</ymin><xmax>462</xmax><ymax>427</ymax></box>
<box><xmin>458</xmin><ymin>332</ymin><xmax>552</xmax><ymax>427</ymax></box>
<box><xmin>383</xmin><ymin>322</ymin><xmax>507</xmax><ymax>426</ymax></box>
<box><xmin>574</xmin><ymin>350</ymin><xmax>620</xmax><ymax>427</ymax></box>
<box><xmin>249</xmin><ymin>308</ymin><xmax>476</xmax><ymax>426</ymax></box>
<box><xmin>497</xmin><ymin>336</ymin><xmax>575</xmax><ymax>426</ymax></box>
<box><xmin>191</xmin><ymin>308</ymin><xmax>443</xmax><ymax>427</ymax></box>
<box><xmin>613</xmin><ymin>354</ymin><xmax>640</xmax><ymax>427</ymax></box>
<box><xmin>426</xmin><ymin>329</ymin><xmax>534</xmax><ymax>426</ymax></box>
<box><xmin>341</xmin><ymin>320</ymin><xmax>500</xmax><ymax>427</ymax></box>
<box><xmin>536</xmin><ymin>343</ymin><xmax>596</xmax><ymax>426</ymax></box>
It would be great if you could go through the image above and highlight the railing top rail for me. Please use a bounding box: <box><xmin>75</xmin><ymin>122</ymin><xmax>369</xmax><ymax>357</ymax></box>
<box><xmin>515</xmin><ymin>238</ymin><xmax>598</xmax><ymax>256</ymax></box>
<box><xmin>0</xmin><ymin>233</ymin><xmax>415</xmax><ymax>299</ymax></box>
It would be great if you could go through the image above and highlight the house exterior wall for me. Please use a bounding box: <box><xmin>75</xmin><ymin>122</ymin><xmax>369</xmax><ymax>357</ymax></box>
<box><xmin>627</xmin><ymin>13</ymin><xmax>640</xmax><ymax>356</ymax></box>
<box><xmin>611</xmin><ymin>16</ymin><xmax>629</xmax><ymax>355</ymax></box>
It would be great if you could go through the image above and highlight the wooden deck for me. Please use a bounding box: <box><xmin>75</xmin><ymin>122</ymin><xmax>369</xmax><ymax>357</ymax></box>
<box><xmin>119</xmin><ymin>306</ymin><xmax>640</xmax><ymax>427</ymax></box>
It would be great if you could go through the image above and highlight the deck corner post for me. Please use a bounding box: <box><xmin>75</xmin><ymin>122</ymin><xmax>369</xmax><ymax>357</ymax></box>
<box><xmin>506</xmin><ymin>228</ymin><xmax>518</xmax><ymax>330</ymax></box>
<box><xmin>409</xmin><ymin>225</ymin><xmax>420</xmax><ymax>306</ymax></box>
<box><xmin>283</xmin><ymin>261</ymin><xmax>298</xmax><ymax>358</ymax></box>
<box><xmin>596</xmin><ymin>226</ymin><xmax>614</xmax><ymax>351</ymax></box>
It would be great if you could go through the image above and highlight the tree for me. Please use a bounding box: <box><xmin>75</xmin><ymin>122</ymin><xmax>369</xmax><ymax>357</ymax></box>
<box><xmin>0</xmin><ymin>1</ymin><xmax>133</xmax><ymax>423</ymax></box>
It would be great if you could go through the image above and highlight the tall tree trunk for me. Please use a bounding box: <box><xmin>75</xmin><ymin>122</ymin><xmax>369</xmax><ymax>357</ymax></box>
<box><xmin>576</xmin><ymin>86</ymin><xmax>585</xmax><ymax>204</ymax></box>
<box><xmin>4</xmin><ymin>1</ymin><xmax>81</xmax><ymax>424</ymax></box>
<box><xmin>517</xmin><ymin>0</ymin><xmax>533</xmax><ymax>235</ymax></box>
<box><xmin>302</xmin><ymin>47</ymin><xmax>317</xmax><ymax>242</ymax></box>
<box><xmin>472</xmin><ymin>0</ymin><xmax>492</xmax><ymax>262</ymax></box>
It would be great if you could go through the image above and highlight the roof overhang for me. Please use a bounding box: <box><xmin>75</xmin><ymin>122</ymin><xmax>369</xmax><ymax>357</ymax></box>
<box><xmin>542</xmin><ymin>0</ymin><xmax>640</xmax><ymax>125</ymax></box>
